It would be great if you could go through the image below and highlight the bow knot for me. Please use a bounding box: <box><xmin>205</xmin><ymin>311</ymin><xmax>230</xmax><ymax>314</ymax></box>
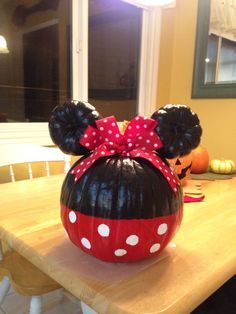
<box><xmin>71</xmin><ymin>116</ymin><xmax>179</xmax><ymax>193</ymax></box>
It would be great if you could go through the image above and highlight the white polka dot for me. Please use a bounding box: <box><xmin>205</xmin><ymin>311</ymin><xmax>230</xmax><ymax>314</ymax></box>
<box><xmin>149</xmin><ymin>158</ymin><xmax>152</xmax><ymax>161</ymax></box>
<box><xmin>144</xmin><ymin>124</ymin><xmax>147</xmax><ymax>128</ymax></box>
<box><xmin>110</xmin><ymin>150</ymin><xmax>115</xmax><ymax>154</ymax></box>
<box><xmin>94</xmin><ymin>140</ymin><xmax>97</xmax><ymax>143</ymax></box>
<box><xmin>127</xmin><ymin>138</ymin><xmax>132</xmax><ymax>142</ymax></box>
<box><xmin>157</xmin><ymin>223</ymin><xmax>168</xmax><ymax>235</ymax></box>
<box><xmin>84</xmin><ymin>134</ymin><xmax>88</xmax><ymax>138</ymax></box>
<box><xmin>81</xmin><ymin>238</ymin><xmax>91</xmax><ymax>249</ymax></box>
<box><xmin>115</xmin><ymin>134</ymin><xmax>120</xmax><ymax>138</ymax></box>
<box><xmin>150</xmin><ymin>243</ymin><xmax>160</xmax><ymax>253</ymax></box>
<box><xmin>112</xmin><ymin>122</ymin><xmax>116</xmax><ymax>126</ymax></box>
<box><xmin>83</xmin><ymin>168</ymin><xmax>86</xmax><ymax>172</ymax></box>
<box><xmin>136</xmin><ymin>125</ymin><xmax>140</xmax><ymax>129</ymax></box>
<box><xmin>135</xmin><ymin>117</ymin><xmax>140</xmax><ymax>120</ymax></box>
<box><xmin>138</xmin><ymin>136</ymin><xmax>142</xmax><ymax>140</ymax></box>
<box><xmin>87</xmin><ymin>161</ymin><xmax>90</xmax><ymax>165</ymax></box>
<box><xmin>85</xmin><ymin>143</ymin><xmax>89</xmax><ymax>147</ymax></box>
<box><xmin>98</xmin><ymin>224</ymin><xmax>110</xmax><ymax>237</ymax></box>
<box><xmin>154</xmin><ymin>143</ymin><xmax>158</xmax><ymax>148</ymax></box>
<box><xmin>76</xmin><ymin>169</ymin><xmax>80</xmax><ymax>173</ymax></box>
<box><xmin>135</xmin><ymin>144</ymin><xmax>139</xmax><ymax>147</ymax></box>
<box><xmin>108</xmin><ymin>130</ymin><xmax>112</xmax><ymax>134</ymax></box>
<box><xmin>105</xmin><ymin>138</ymin><xmax>109</xmax><ymax>141</ymax></box>
<box><xmin>146</xmin><ymin>139</ymin><xmax>150</xmax><ymax>143</ymax></box>
<box><xmin>128</xmin><ymin>143</ymin><xmax>133</xmax><ymax>147</ymax></box>
<box><xmin>126</xmin><ymin>235</ymin><xmax>139</xmax><ymax>246</ymax></box>
<box><xmin>104</xmin><ymin>119</ymin><xmax>107</xmax><ymax>123</ymax></box>
<box><xmin>100</xmin><ymin>127</ymin><xmax>104</xmax><ymax>131</ymax></box>
<box><xmin>114</xmin><ymin>249</ymin><xmax>127</xmax><ymax>257</ymax></box>
<box><xmin>150</xmin><ymin>132</ymin><xmax>154</xmax><ymax>136</ymax></box>
<box><xmin>137</xmin><ymin>153</ymin><xmax>141</xmax><ymax>156</ymax></box>
<box><xmin>167</xmin><ymin>177</ymin><xmax>170</xmax><ymax>181</ymax></box>
<box><xmin>69</xmin><ymin>211</ymin><xmax>77</xmax><ymax>223</ymax></box>
<box><xmin>128</xmin><ymin>126</ymin><xmax>132</xmax><ymax>130</ymax></box>
<box><xmin>109</xmin><ymin>142</ymin><xmax>114</xmax><ymax>145</ymax></box>
<box><xmin>101</xmin><ymin>151</ymin><xmax>105</xmax><ymax>155</ymax></box>
<box><xmin>80</xmin><ymin>162</ymin><xmax>84</xmax><ymax>165</ymax></box>
<box><xmin>92</xmin><ymin>159</ymin><xmax>95</xmax><ymax>163</ymax></box>
<box><xmin>92</xmin><ymin>132</ymin><xmax>96</xmax><ymax>136</ymax></box>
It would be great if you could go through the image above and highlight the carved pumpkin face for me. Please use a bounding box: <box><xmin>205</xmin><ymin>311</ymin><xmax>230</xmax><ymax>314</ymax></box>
<box><xmin>168</xmin><ymin>154</ymin><xmax>192</xmax><ymax>186</ymax></box>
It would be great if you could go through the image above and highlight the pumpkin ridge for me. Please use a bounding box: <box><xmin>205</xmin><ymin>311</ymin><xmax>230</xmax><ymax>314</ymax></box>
<box><xmin>61</xmin><ymin>156</ymin><xmax>182</xmax><ymax>219</ymax></box>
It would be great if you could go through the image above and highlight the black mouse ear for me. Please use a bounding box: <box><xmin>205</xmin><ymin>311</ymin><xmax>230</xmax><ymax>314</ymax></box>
<box><xmin>151</xmin><ymin>104</ymin><xmax>202</xmax><ymax>159</ymax></box>
<box><xmin>48</xmin><ymin>101</ymin><xmax>102</xmax><ymax>155</ymax></box>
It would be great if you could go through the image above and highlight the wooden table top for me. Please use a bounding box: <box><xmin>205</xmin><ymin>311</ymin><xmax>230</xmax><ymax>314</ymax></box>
<box><xmin>0</xmin><ymin>175</ymin><xmax>235</xmax><ymax>314</ymax></box>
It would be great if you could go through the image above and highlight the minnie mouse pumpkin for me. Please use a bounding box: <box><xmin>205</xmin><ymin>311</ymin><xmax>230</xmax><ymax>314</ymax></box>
<box><xmin>49</xmin><ymin>102</ymin><xmax>202</xmax><ymax>262</ymax></box>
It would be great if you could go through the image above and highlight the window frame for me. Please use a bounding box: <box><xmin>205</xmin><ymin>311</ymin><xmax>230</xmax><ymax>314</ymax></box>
<box><xmin>0</xmin><ymin>0</ymin><xmax>165</xmax><ymax>145</ymax></box>
<box><xmin>192</xmin><ymin>0</ymin><xmax>236</xmax><ymax>99</ymax></box>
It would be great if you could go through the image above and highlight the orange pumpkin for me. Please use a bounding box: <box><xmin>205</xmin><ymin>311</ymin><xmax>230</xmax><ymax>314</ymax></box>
<box><xmin>168</xmin><ymin>153</ymin><xmax>192</xmax><ymax>186</ymax></box>
<box><xmin>191</xmin><ymin>145</ymin><xmax>209</xmax><ymax>174</ymax></box>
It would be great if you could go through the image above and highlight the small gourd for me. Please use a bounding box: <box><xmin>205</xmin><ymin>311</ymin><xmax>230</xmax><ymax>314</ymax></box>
<box><xmin>210</xmin><ymin>159</ymin><xmax>235</xmax><ymax>174</ymax></box>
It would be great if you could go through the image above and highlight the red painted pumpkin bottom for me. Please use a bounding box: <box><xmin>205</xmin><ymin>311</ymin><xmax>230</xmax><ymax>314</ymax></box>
<box><xmin>61</xmin><ymin>205</ymin><xmax>183</xmax><ymax>262</ymax></box>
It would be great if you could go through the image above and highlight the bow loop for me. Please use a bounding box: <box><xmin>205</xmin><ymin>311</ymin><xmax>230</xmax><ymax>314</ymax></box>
<box><xmin>96</xmin><ymin>116</ymin><xmax>122</xmax><ymax>145</ymax></box>
<box><xmin>123</xmin><ymin>115</ymin><xmax>163</xmax><ymax>152</ymax></box>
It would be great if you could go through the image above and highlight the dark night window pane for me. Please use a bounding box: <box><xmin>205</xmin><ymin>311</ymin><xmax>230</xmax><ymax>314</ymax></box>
<box><xmin>0</xmin><ymin>0</ymin><xmax>71</xmax><ymax>122</ymax></box>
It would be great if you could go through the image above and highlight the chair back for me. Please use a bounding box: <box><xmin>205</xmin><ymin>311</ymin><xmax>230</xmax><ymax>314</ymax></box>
<box><xmin>0</xmin><ymin>144</ymin><xmax>72</xmax><ymax>183</ymax></box>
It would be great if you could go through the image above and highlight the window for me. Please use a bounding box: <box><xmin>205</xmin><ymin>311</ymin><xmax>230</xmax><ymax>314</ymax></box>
<box><xmin>88</xmin><ymin>0</ymin><xmax>142</xmax><ymax>121</ymax></box>
<box><xmin>0</xmin><ymin>0</ymin><xmax>71</xmax><ymax>122</ymax></box>
<box><xmin>205</xmin><ymin>35</ymin><xmax>236</xmax><ymax>85</ymax></box>
<box><xmin>0</xmin><ymin>0</ymin><xmax>164</xmax><ymax>144</ymax></box>
<box><xmin>192</xmin><ymin>0</ymin><xmax>236</xmax><ymax>98</ymax></box>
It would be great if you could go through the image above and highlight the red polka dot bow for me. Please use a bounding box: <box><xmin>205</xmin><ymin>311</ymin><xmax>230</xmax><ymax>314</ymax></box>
<box><xmin>71</xmin><ymin>115</ymin><xmax>179</xmax><ymax>192</ymax></box>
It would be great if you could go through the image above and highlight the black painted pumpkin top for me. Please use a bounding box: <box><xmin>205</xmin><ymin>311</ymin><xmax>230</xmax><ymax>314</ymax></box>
<box><xmin>61</xmin><ymin>156</ymin><xmax>183</xmax><ymax>219</ymax></box>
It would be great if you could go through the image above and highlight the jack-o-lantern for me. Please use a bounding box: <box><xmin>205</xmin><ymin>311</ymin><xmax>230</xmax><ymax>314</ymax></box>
<box><xmin>49</xmin><ymin>102</ymin><xmax>202</xmax><ymax>262</ymax></box>
<box><xmin>168</xmin><ymin>154</ymin><xmax>192</xmax><ymax>186</ymax></box>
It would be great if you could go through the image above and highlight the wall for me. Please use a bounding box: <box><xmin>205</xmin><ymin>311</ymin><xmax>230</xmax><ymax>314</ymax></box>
<box><xmin>157</xmin><ymin>0</ymin><xmax>236</xmax><ymax>162</ymax></box>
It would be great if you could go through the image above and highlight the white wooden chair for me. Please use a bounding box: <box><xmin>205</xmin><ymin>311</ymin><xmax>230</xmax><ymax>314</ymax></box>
<box><xmin>0</xmin><ymin>143</ymin><xmax>71</xmax><ymax>183</ymax></box>
<box><xmin>0</xmin><ymin>143</ymin><xmax>72</xmax><ymax>313</ymax></box>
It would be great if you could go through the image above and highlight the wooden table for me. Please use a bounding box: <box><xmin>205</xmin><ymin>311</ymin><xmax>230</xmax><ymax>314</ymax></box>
<box><xmin>0</xmin><ymin>175</ymin><xmax>235</xmax><ymax>313</ymax></box>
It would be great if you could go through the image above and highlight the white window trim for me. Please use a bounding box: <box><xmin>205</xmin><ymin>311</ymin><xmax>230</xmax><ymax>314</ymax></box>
<box><xmin>138</xmin><ymin>7</ymin><xmax>162</xmax><ymax>116</ymax></box>
<box><xmin>0</xmin><ymin>0</ymin><xmax>170</xmax><ymax>145</ymax></box>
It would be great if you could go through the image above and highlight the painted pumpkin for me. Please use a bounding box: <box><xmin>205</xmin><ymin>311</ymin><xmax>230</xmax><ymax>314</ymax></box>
<box><xmin>210</xmin><ymin>159</ymin><xmax>235</xmax><ymax>174</ymax></box>
<box><xmin>49</xmin><ymin>102</ymin><xmax>202</xmax><ymax>262</ymax></box>
<box><xmin>168</xmin><ymin>153</ymin><xmax>192</xmax><ymax>186</ymax></box>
